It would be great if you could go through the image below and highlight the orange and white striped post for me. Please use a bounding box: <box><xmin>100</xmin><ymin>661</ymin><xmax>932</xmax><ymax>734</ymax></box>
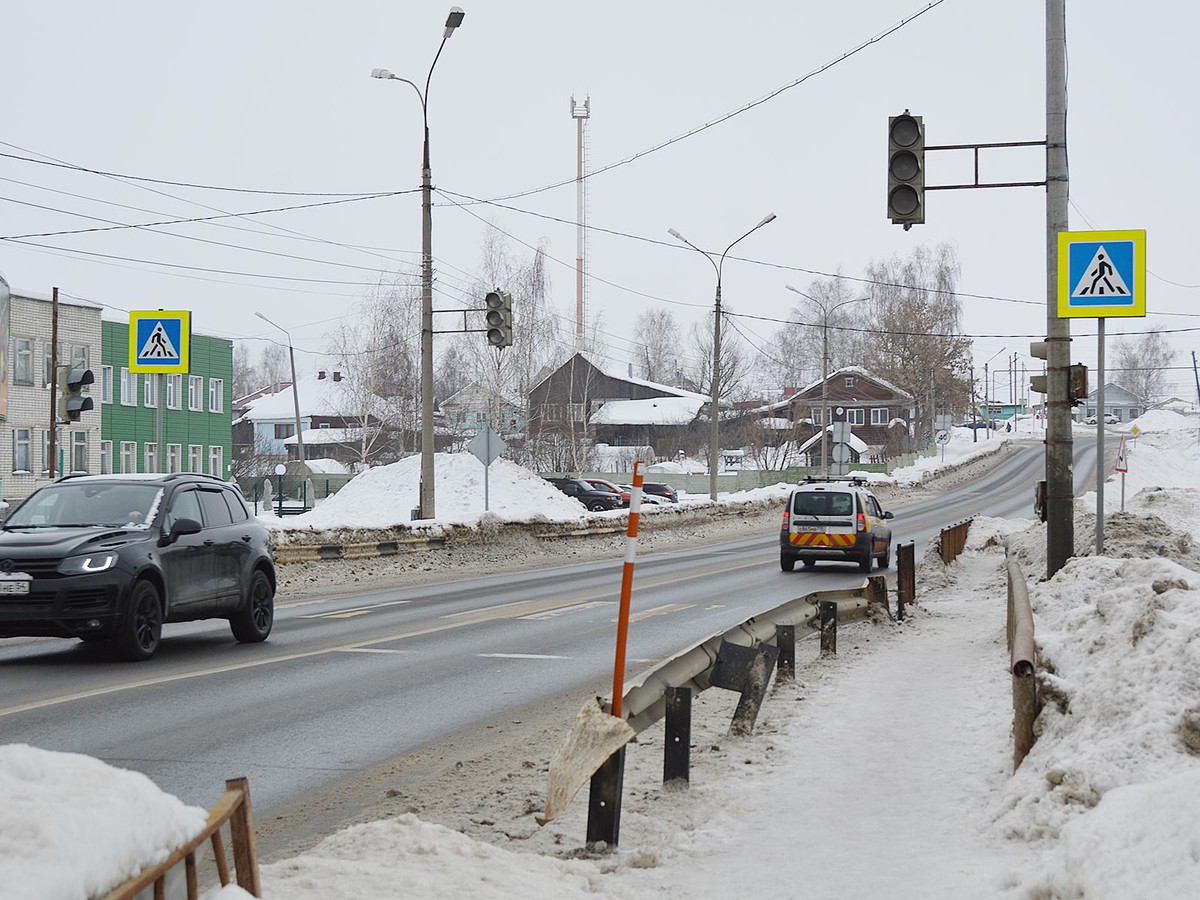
<box><xmin>610</xmin><ymin>460</ymin><xmax>644</xmax><ymax>719</ymax></box>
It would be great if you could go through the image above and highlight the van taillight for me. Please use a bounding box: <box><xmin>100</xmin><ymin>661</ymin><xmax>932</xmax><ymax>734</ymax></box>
<box><xmin>856</xmin><ymin>512</ymin><xmax>866</xmax><ymax>532</ymax></box>
<box><xmin>782</xmin><ymin>510</ymin><xmax>790</xmax><ymax>531</ymax></box>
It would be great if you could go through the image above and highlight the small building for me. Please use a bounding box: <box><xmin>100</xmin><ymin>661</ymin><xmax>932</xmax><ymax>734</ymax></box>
<box><xmin>1074</xmin><ymin>383</ymin><xmax>1145</xmax><ymax>423</ymax></box>
<box><xmin>441</xmin><ymin>382</ymin><xmax>525</xmax><ymax>441</ymax></box>
<box><xmin>783</xmin><ymin>366</ymin><xmax>915</xmax><ymax>461</ymax></box>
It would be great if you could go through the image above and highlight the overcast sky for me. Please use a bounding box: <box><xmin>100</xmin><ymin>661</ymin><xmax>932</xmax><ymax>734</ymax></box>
<box><xmin>3</xmin><ymin>1</ymin><xmax>1196</xmax><ymax>399</ymax></box>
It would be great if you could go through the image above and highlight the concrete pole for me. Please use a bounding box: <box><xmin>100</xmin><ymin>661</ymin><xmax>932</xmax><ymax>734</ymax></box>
<box><xmin>420</xmin><ymin>127</ymin><xmax>436</xmax><ymax>520</ymax></box>
<box><xmin>1096</xmin><ymin>319</ymin><xmax>1105</xmax><ymax>553</ymax></box>
<box><xmin>709</xmin><ymin>282</ymin><xmax>721</xmax><ymax>501</ymax></box>
<box><xmin>1045</xmin><ymin>0</ymin><xmax>1074</xmax><ymax>577</ymax></box>
<box><xmin>821</xmin><ymin>318</ymin><xmax>829</xmax><ymax>479</ymax></box>
<box><xmin>48</xmin><ymin>287</ymin><xmax>59</xmax><ymax>480</ymax></box>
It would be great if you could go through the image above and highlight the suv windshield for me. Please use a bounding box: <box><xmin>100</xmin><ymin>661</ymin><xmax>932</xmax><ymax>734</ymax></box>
<box><xmin>792</xmin><ymin>491</ymin><xmax>855</xmax><ymax>517</ymax></box>
<box><xmin>6</xmin><ymin>482</ymin><xmax>165</xmax><ymax>530</ymax></box>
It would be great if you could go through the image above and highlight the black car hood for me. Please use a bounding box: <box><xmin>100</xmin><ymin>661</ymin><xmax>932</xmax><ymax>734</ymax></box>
<box><xmin>0</xmin><ymin>526</ymin><xmax>147</xmax><ymax>556</ymax></box>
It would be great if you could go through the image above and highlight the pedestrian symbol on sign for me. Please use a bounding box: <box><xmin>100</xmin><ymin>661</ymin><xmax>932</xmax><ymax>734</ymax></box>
<box><xmin>138</xmin><ymin>322</ymin><xmax>180</xmax><ymax>360</ymax></box>
<box><xmin>1071</xmin><ymin>246</ymin><xmax>1130</xmax><ymax>298</ymax></box>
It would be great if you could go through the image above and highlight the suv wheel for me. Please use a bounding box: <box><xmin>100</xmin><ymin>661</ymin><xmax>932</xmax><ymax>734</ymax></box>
<box><xmin>878</xmin><ymin>543</ymin><xmax>892</xmax><ymax>570</ymax></box>
<box><xmin>858</xmin><ymin>553</ymin><xmax>872</xmax><ymax>574</ymax></box>
<box><xmin>230</xmin><ymin>570</ymin><xmax>274</xmax><ymax>643</ymax></box>
<box><xmin>114</xmin><ymin>580</ymin><xmax>163</xmax><ymax>661</ymax></box>
<box><xmin>780</xmin><ymin>552</ymin><xmax>795</xmax><ymax>572</ymax></box>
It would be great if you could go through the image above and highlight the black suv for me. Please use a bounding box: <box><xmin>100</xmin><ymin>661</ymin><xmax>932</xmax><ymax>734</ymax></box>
<box><xmin>641</xmin><ymin>482</ymin><xmax>679</xmax><ymax>503</ymax></box>
<box><xmin>0</xmin><ymin>473</ymin><xmax>276</xmax><ymax>661</ymax></box>
<box><xmin>543</xmin><ymin>477</ymin><xmax>624</xmax><ymax>512</ymax></box>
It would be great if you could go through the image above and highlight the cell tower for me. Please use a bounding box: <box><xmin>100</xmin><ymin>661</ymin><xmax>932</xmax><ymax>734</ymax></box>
<box><xmin>571</xmin><ymin>95</ymin><xmax>591</xmax><ymax>348</ymax></box>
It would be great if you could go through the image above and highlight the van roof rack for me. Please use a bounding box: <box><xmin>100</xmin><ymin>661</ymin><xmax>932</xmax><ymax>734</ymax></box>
<box><xmin>802</xmin><ymin>474</ymin><xmax>868</xmax><ymax>487</ymax></box>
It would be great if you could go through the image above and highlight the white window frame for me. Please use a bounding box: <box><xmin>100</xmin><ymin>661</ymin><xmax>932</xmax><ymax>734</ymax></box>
<box><xmin>871</xmin><ymin>407</ymin><xmax>889</xmax><ymax>425</ymax></box>
<box><xmin>844</xmin><ymin>376</ymin><xmax>856</xmax><ymax>388</ymax></box>
<box><xmin>70</xmin><ymin>431</ymin><xmax>88</xmax><ymax>474</ymax></box>
<box><xmin>120</xmin><ymin>368</ymin><xmax>137</xmax><ymax>406</ymax></box>
<box><xmin>144</xmin><ymin>375</ymin><xmax>158</xmax><ymax>408</ymax></box>
<box><xmin>846</xmin><ymin>408</ymin><xmax>865</xmax><ymax>426</ymax></box>
<box><xmin>166</xmin><ymin>374</ymin><xmax>182</xmax><ymax>410</ymax></box>
<box><xmin>100</xmin><ymin>440</ymin><xmax>113</xmax><ymax>475</ymax></box>
<box><xmin>208</xmin><ymin>444</ymin><xmax>224</xmax><ymax>478</ymax></box>
<box><xmin>167</xmin><ymin>443</ymin><xmax>181</xmax><ymax>473</ymax></box>
<box><xmin>14</xmin><ymin>338</ymin><xmax>33</xmax><ymax>386</ymax></box>
<box><xmin>42</xmin><ymin>430</ymin><xmax>53</xmax><ymax>475</ymax></box>
<box><xmin>188</xmin><ymin>444</ymin><xmax>203</xmax><ymax>473</ymax></box>
<box><xmin>209</xmin><ymin>378</ymin><xmax>224</xmax><ymax>413</ymax></box>
<box><xmin>101</xmin><ymin>365</ymin><xmax>114</xmax><ymax>404</ymax></box>
<box><xmin>188</xmin><ymin>375</ymin><xmax>204</xmax><ymax>411</ymax></box>
<box><xmin>13</xmin><ymin>428</ymin><xmax>31</xmax><ymax>473</ymax></box>
<box><xmin>145</xmin><ymin>443</ymin><xmax>158</xmax><ymax>474</ymax></box>
<box><xmin>121</xmin><ymin>441</ymin><xmax>137</xmax><ymax>474</ymax></box>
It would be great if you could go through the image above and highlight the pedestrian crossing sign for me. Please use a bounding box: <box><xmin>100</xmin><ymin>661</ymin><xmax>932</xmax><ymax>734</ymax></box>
<box><xmin>129</xmin><ymin>310</ymin><xmax>191</xmax><ymax>373</ymax></box>
<box><xmin>1058</xmin><ymin>229</ymin><xmax>1146</xmax><ymax>319</ymax></box>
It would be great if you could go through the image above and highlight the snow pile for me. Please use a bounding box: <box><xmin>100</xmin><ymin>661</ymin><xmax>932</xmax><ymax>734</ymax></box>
<box><xmin>270</xmin><ymin>453</ymin><xmax>590</xmax><ymax>530</ymax></box>
<box><xmin>0</xmin><ymin>745</ymin><xmax>207</xmax><ymax>900</ymax></box>
<box><xmin>1126</xmin><ymin>408</ymin><xmax>1194</xmax><ymax>433</ymax></box>
<box><xmin>995</xmin><ymin>555</ymin><xmax>1200</xmax><ymax>897</ymax></box>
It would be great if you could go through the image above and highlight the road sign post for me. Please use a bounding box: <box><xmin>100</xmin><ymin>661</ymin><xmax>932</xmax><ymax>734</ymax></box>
<box><xmin>466</xmin><ymin>426</ymin><xmax>506</xmax><ymax>511</ymax></box>
<box><xmin>129</xmin><ymin>311</ymin><xmax>192</xmax><ymax>474</ymax></box>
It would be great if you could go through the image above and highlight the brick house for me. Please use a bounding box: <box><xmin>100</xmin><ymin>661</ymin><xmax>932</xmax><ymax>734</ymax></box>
<box><xmin>785</xmin><ymin>366</ymin><xmax>915</xmax><ymax>462</ymax></box>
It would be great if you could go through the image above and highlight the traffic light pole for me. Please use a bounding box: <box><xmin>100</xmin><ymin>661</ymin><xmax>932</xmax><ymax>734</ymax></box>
<box><xmin>48</xmin><ymin>286</ymin><xmax>59</xmax><ymax>481</ymax></box>
<box><xmin>1045</xmin><ymin>0</ymin><xmax>1074</xmax><ymax>578</ymax></box>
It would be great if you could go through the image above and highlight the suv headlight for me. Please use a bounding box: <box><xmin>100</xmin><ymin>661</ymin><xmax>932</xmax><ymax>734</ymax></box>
<box><xmin>58</xmin><ymin>553</ymin><xmax>119</xmax><ymax>575</ymax></box>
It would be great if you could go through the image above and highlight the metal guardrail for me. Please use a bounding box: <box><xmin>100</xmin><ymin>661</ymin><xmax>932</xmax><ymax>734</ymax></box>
<box><xmin>1006</xmin><ymin>556</ymin><xmax>1040</xmax><ymax>770</ymax></box>
<box><xmin>939</xmin><ymin>518</ymin><xmax>974</xmax><ymax>564</ymax></box>
<box><xmin>101</xmin><ymin>777</ymin><xmax>260</xmax><ymax>900</ymax></box>
<box><xmin>621</xmin><ymin>579</ymin><xmax>884</xmax><ymax>734</ymax></box>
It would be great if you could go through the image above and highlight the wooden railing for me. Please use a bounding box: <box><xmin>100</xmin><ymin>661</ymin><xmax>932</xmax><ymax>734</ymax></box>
<box><xmin>939</xmin><ymin>518</ymin><xmax>974</xmax><ymax>564</ymax></box>
<box><xmin>101</xmin><ymin>777</ymin><xmax>260</xmax><ymax>900</ymax></box>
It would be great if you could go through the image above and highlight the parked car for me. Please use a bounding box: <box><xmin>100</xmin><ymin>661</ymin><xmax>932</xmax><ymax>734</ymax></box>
<box><xmin>1085</xmin><ymin>414</ymin><xmax>1120</xmax><ymax>425</ymax></box>
<box><xmin>641</xmin><ymin>482</ymin><xmax>679</xmax><ymax>504</ymax></box>
<box><xmin>619</xmin><ymin>484</ymin><xmax>665</xmax><ymax>506</ymax></box>
<box><xmin>779</xmin><ymin>477</ymin><xmax>893</xmax><ymax>574</ymax></box>
<box><xmin>583</xmin><ymin>478</ymin><xmax>631</xmax><ymax>507</ymax></box>
<box><xmin>0</xmin><ymin>473</ymin><xmax>276</xmax><ymax>661</ymax></box>
<box><xmin>544</xmin><ymin>477</ymin><xmax>624</xmax><ymax>512</ymax></box>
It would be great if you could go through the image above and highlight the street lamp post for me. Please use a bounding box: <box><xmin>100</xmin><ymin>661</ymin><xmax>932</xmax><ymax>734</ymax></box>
<box><xmin>372</xmin><ymin>6</ymin><xmax>465</xmax><ymax>521</ymax></box>
<box><xmin>668</xmin><ymin>214</ymin><xmax>776</xmax><ymax>501</ymax></box>
<box><xmin>255</xmin><ymin>312</ymin><xmax>305</xmax><ymax>469</ymax></box>
<box><xmin>784</xmin><ymin>285</ymin><xmax>866</xmax><ymax>479</ymax></box>
<box><xmin>982</xmin><ymin>347</ymin><xmax>1007</xmax><ymax>436</ymax></box>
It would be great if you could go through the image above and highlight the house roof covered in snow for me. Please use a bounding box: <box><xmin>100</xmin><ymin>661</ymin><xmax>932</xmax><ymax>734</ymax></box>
<box><xmin>241</xmin><ymin>372</ymin><xmax>382</xmax><ymax>421</ymax></box>
<box><xmin>590</xmin><ymin>396</ymin><xmax>706</xmax><ymax>426</ymax></box>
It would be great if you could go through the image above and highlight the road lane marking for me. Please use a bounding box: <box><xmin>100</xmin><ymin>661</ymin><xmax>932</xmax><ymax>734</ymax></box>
<box><xmin>298</xmin><ymin>599</ymin><xmax>411</xmax><ymax>619</ymax></box>
<box><xmin>0</xmin><ymin>557</ymin><xmax>768</xmax><ymax>720</ymax></box>
<box><xmin>333</xmin><ymin>647</ymin><xmax>409</xmax><ymax>655</ymax></box>
<box><xmin>519</xmin><ymin>601</ymin><xmax>613</xmax><ymax>621</ymax></box>
<box><xmin>622</xmin><ymin>603</ymin><xmax>695</xmax><ymax>623</ymax></box>
<box><xmin>478</xmin><ymin>653</ymin><xmax>569</xmax><ymax>660</ymax></box>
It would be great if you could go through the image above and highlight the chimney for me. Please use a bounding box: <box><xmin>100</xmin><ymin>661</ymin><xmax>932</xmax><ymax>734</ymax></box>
<box><xmin>332</xmin><ymin>371</ymin><xmax>342</xmax><ymax>382</ymax></box>
<box><xmin>318</xmin><ymin>370</ymin><xmax>326</xmax><ymax>380</ymax></box>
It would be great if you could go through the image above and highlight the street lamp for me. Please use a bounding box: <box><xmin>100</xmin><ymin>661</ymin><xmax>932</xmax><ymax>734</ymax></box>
<box><xmin>784</xmin><ymin>285</ymin><xmax>867</xmax><ymax>479</ymax></box>
<box><xmin>372</xmin><ymin>5</ymin><xmax>465</xmax><ymax>521</ymax></box>
<box><xmin>255</xmin><ymin>312</ymin><xmax>305</xmax><ymax>469</ymax></box>
<box><xmin>982</xmin><ymin>347</ymin><xmax>1007</xmax><ymax>436</ymax></box>
<box><xmin>668</xmin><ymin>213</ymin><xmax>777</xmax><ymax>501</ymax></box>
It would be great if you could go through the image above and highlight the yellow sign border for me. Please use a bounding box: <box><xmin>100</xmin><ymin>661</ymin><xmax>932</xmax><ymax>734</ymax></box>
<box><xmin>128</xmin><ymin>310</ymin><xmax>192</xmax><ymax>374</ymax></box>
<box><xmin>1057</xmin><ymin>229</ymin><xmax>1146</xmax><ymax>319</ymax></box>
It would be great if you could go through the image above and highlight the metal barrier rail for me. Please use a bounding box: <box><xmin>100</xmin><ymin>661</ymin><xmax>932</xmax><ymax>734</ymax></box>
<box><xmin>1006</xmin><ymin>556</ymin><xmax>1040</xmax><ymax>770</ymax></box>
<box><xmin>939</xmin><ymin>518</ymin><xmax>974</xmax><ymax>564</ymax></box>
<box><xmin>621</xmin><ymin>579</ymin><xmax>884</xmax><ymax>734</ymax></box>
<box><xmin>101</xmin><ymin>777</ymin><xmax>260</xmax><ymax>900</ymax></box>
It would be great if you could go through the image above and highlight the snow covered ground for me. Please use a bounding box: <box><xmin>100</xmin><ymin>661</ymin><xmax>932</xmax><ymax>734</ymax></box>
<box><xmin>6</xmin><ymin>411</ymin><xmax>1200</xmax><ymax>899</ymax></box>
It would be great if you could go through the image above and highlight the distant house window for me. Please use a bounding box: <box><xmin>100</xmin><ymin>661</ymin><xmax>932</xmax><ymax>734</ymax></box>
<box><xmin>569</xmin><ymin>403</ymin><xmax>585</xmax><ymax>422</ymax></box>
<box><xmin>71</xmin><ymin>432</ymin><xmax>87</xmax><ymax>473</ymax></box>
<box><xmin>120</xmin><ymin>368</ymin><xmax>137</xmax><ymax>406</ymax></box>
<box><xmin>167</xmin><ymin>444</ymin><xmax>181</xmax><ymax>473</ymax></box>
<box><xmin>14</xmin><ymin>338</ymin><xmax>32</xmax><ymax>385</ymax></box>
<box><xmin>144</xmin><ymin>375</ymin><xmax>158</xmax><ymax>408</ymax></box>
<box><xmin>188</xmin><ymin>375</ymin><xmax>204</xmax><ymax>411</ymax></box>
<box><xmin>871</xmin><ymin>407</ymin><xmax>889</xmax><ymax>425</ymax></box>
<box><xmin>145</xmin><ymin>443</ymin><xmax>158</xmax><ymax>474</ymax></box>
<box><xmin>42</xmin><ymin>342</ymin><xmax>61</xmax><ymax>387</ymax></box>
<box><xmin>121</xmin><ymin>441</ymin><xmax>136</xmax><ymax>474</ymax></box>
<box><xmin>846</xmin><ymin>408</ymin><xmax>865</xmax><ymax>425</ymax></box>
<box><xmin>209</xmin><ymin>445</ymin><xmax>224</xmax><ymax>478</ymax></box>
<box><xmin>844</xmin><ymin>376</ymin><xmax>856</xmax><ymax>388</ymax></box>
<box><xmin>100</xmin><ymin>440</ymin><xmax>112</xmax><ymax>475</ymax></box>
<box><xmin>166</xmin><ymin>374</ymin><xmax>182</xmax><ymax>410</ymax></box>
<box><xmin>274</xmin><ymin>423</ymin><xmax>295</xmax><ymax>440</ymax></box>
<box><xmin>811</xmin><ymin>407</ymin><xmax>829</xmax><ymax>425</ymax></box>
<box><xmin>1129</xmin><ymin>407</ymin><xmax>1140</xmax><ymax>419</ymax></box>
<box><xmin>101</xmin><ymin>366</ymin><xmax>114</xmax><ymax>404</ymax></box>
<box><xmin>209</xmin><ymin>378</ymin><xmax>224</xmax><ymax>413</ymax></box>
<box><xmin>13</xmin><ymin>428</ymin><xmax>30</xmax><ymax>472</ymax></box>
<box><xmin>188</xmin><ymin>445</ymin><xmax>203</xmax><ymax>473</ymax></box>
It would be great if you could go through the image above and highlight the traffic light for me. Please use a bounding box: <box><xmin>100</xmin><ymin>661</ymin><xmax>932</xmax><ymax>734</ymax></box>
<box><xmin>1068</xmin><ymin>364</ymin><xmax>1088</xmax><ymax>406</ymax></box>
<box><xmin>1030</xmin><ymin>374</ymin><xmax>1048</xmax><ymax>395</ymax></box>
<box><xmin>887</xmin><ymin>112</ymin><xmax>925</xmax><ymax>228</ymax></box>
<box><xmin>56</xmin><ymin>366</ymin><xmax>95</xmax><ymax>423</ymax></box>
<box><xmin>484</xmin><ymin>290</ymin><xmax>513</xmax><ymax>348</ymax></box>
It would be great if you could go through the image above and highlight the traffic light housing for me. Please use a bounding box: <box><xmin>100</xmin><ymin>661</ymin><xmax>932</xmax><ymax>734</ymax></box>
<box><xmin>1030</xmin><ymin>374</ymin><xmax>1048</xmax><ymax>395</ymax></box>
<box><xmin>1068</xmin><ymin>363</ymin><xmax>1088</xmax><ymax>406</ymax></box>
<box><xmin>888</xmin><ymin>112</ymin><xmax>925</xmax><ymax>228</ymax></box>
<box><xmin>485</xmin><ymin>290</ymin><xmax>513</xmax><ymax>348</ymax></box>
<box><xmin>56</xmin><ymin>366</ymin><xmax>95</xmax><ymax>422</ymax></box>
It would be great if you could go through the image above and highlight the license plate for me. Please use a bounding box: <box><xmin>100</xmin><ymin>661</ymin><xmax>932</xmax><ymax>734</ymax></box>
<box><xmin>792</xmin><ymin>525</ymin><xmax>823</xmax><ymax>533</ymax></box>
<box><xmin>0</xmin><ymin>578</ymin><xmax>31</xmax><ymax>595</ymax></box>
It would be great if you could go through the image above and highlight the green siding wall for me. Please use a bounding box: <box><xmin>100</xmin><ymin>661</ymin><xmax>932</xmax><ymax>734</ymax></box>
<box><xmin>100</xmin><ymin>320</ymin><xmax>234</xmax><ymax>477</ymax></box>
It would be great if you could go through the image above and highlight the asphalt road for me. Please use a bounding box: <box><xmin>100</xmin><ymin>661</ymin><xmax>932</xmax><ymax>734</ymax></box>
<box><xmin>0</xmin><ymin>441</ymin><xmax>1094</xmax><ymax>819</ymax></box>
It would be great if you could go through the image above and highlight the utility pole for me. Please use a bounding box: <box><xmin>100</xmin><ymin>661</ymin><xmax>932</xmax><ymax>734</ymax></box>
<box><xmin>48</xmin><ymin>287</ymin><xmax>59</xmax><ymax>480</ymax></box>
<box><xmin>1045</xmin><ymin>0</ymin><xmax>1074</xmax><ymax>578</ymax></box>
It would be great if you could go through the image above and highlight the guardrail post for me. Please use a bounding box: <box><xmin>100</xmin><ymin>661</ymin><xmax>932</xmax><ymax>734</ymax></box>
<box><xmin>866</xmin><ymin>575</ymin><xmax>888</xmax><ymax>614</ymax></box>
<box><xmin>897</xmin><ymin>542</ymin><xmax>916</xmax><ymax>620</ymax></box>
<box><xmin>819</xmin><ymin>600</ymin><xmax>837</xmax><ymax>655</ymax></box>
<box><xmin>664</xmin><ymin>686</ymin><xmax>692</xmax><ymax>785</ymax></box>
<box><xmin>1008</xmin><ymin>556</ymin><xmax>1040</xmax><ymax>771</ymax></box>
<box><xmin>775</xmin><ymin>624</ymin><xmax>795</xmax><ymax>682</ymax></box>
<box><xmin>586</xmin><ymin>748</ymin><xmax>626</xmax><ymax>847</ymax></box>
<box><xmin>226</xmin><ymin>777</ymin><xmax>261</xmax><ymax>896</ymax></box>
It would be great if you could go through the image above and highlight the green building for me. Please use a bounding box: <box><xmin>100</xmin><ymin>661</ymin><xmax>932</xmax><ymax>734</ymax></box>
<box><xmin>100</xmin><ymin>319</ymin><xmax>233</xmax><ymax>478</ymax></box>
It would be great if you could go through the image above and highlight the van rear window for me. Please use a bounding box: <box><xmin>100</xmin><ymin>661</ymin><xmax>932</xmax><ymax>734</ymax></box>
<box><xmin>792</xmin><ymin>491</ymin><xmax>854</xmax><ymax>517</ymax></box>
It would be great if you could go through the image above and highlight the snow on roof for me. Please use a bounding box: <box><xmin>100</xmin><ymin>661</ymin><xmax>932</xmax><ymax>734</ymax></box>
<box><xmin>589</xmin><ymin>396</ymin><xmax>705</xmax><ymax>426</ymax></box>
<box><xmin>529</xmin><ymin>352</ymin><xmax>710</xmax><ymax>403</ymax></box>
<box><xmin>281</xmin><ymin>427</ymin><xmax>372</xmax><ymax>446</ymax></box>
<box><xmin>241</xmin><ymin>373</ymin><xmax>378</xmax><ymax>421</ymax></box>
<box><xmin>795</xmin><ymin>366</ymin><xmax>914</xmax><ymax>401</ymax></box>
<box><xmin>12</xmin><ymin>289</ymin><xmax>101</xmax><ymax>310</ymax></box>
<box><xmin>303</xmin><ymin>458</ymin><xmax>351</xmax><ymax>475</ymax></box>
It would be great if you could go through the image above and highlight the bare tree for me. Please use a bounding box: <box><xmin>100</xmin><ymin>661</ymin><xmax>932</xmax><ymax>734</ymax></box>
<box><xmin>762</xmin><ymin>274</ymin><xmax>864</xmax><ymax>393</ymax></box>
<box><xmin>259</xmin><ymin>343</ymin><xmax>290</xmax><ymax>386</ymax></box>
<box><xmin>855</xmin><ymin>244</ymin><xmax>972</xmax><ymax>444</ymax></box>
<box><xmin>688</xmin><ymin>312</ymin><xmax>753</xmax><ymax>402</ymax></box>
<box><xmin>232</xmin><ymin>342</ymin><xmax>258</xmax><ymax>398</ymax></box>
<box><xmin>1113</xmin><ymin>331</ymin><xmax>1174</xmax><ymax>406</ymax></box>
<box><xmin>633</xmin><ymin>308</ymin><xmax>682</xmax><ymax>384</ymax></box>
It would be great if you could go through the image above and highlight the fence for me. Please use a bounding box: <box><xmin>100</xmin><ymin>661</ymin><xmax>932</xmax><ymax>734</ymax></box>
<box><xmin>1006</xmin><ymin>555</ymin><xmax>1040</xmax><ymax>770</ymax></box>
<box><xmin>101</xmin><ymin>777</ymin><xmax>260</xmax><ymax>900</ymax></box>
<box><xmin>939</xmin><ymin>518</ymin><xmax>974</xmax><ymax>564</ymax></box>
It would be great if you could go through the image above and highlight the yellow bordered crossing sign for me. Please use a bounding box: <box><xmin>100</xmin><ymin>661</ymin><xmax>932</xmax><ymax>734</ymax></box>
<box><xmin>129</xmin><ymin>310</ymin><xmax>191</xmax><ymax>374</ymax></box>
<box><xmin>1057</xmin><ymin>229</ymin><xmax>1146</xmax><ymax>319</ymax></box>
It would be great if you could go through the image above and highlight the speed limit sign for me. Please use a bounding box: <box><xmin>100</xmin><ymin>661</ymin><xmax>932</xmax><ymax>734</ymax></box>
<box><xmin>936</xmin><ymin>430</ymin><xmax>951</xmax><ymax>445</ymax></box>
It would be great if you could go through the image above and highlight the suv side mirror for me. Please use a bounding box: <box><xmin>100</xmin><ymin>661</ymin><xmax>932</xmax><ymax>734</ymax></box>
<box><xmin>159</xmin><ymin>517</ymin><xmax>202</xmax><ymax>546</ymax></box>
<box><xmin>883</xmin><ymin>511</ymin><xmax>894</xmax><ymax>520</ymax></box>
